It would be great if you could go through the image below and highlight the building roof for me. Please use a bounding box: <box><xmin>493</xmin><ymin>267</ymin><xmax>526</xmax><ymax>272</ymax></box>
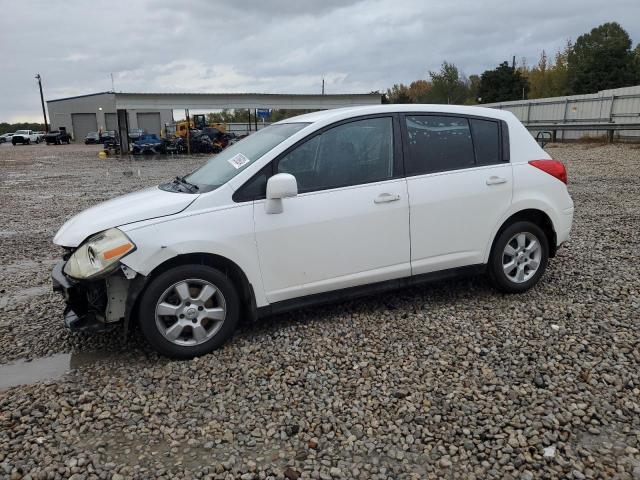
<box><xmin>46</xmin><ymin>91</ymin><xmax>114</xmax><ymax>103</ymax></box>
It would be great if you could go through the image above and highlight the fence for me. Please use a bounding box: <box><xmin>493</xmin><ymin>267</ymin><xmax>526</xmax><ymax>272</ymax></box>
<box><xmin>483</xmin><ymin>84</ymin><xmax>640</xmax><ymax>141</ymax></box>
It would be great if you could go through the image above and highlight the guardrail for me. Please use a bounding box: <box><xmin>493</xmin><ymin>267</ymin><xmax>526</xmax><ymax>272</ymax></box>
<box><xmin>523</xmin><ymin>122</ymin><xmax>640</xmax><ymax>145</ymax></box>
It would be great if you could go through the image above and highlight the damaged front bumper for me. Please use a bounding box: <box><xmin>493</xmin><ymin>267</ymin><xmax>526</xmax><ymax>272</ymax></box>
<box><xmin>51</xmin><ymin>260</ymin><xmax>144</xmax><ymax>334</ymax></box>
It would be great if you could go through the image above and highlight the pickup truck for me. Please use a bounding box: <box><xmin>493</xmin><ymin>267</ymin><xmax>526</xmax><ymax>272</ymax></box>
<box><xmin>44</xmin><ymin>128</ymin><xmax>72</xmax><ymax>145</ymax></box>
<box><xmin>11</xmin><ymin>130</ymin><xmax>40</xmax><ymax>145</ymax></box>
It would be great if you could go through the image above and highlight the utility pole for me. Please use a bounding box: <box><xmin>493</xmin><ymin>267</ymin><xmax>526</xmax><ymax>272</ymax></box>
<box><xmin>322</xmin><ymin>77</ymin><xmax>325</xmax><ymax>95</ymax></box>
<box><xmin>35</xmin><ymin>74</ymin><xmax>49</xmax><ymax>132</ymax></box>
<box><xmin>110</xmin><ymin>73</ymin><xmax>115</xmax><ymax>92</ymax></box>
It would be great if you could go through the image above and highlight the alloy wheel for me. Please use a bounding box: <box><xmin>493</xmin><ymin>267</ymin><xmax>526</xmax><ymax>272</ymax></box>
<box><xmin>154</xmin><ymin>279</ymin><xmax>226</xmax><ymax>346</ymax></box>
<box><xmin>502</xmin><ymin>232</ymin><xmax>542</xmax><ymax>284</ymax></box>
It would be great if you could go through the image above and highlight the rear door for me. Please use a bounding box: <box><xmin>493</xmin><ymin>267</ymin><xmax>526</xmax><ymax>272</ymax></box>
<box><xmin>252</xmin><ymin>115</ymin><xmax>411</xmax><ymax>303</ymax></box>
<box><xmin>403</xmin><ymin>114</ymin><xmax>512</xmax><ymax>275</ymax></box>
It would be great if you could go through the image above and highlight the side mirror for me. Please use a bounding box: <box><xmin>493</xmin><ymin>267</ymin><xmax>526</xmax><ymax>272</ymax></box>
<box><xmin>265</xmin><ymin>173</ymin><xmax>297</xmax><ymax>214</ymax></box>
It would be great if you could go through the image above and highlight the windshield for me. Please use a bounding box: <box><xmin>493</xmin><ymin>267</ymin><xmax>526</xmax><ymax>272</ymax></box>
<box><xmin>185</xmin><ymin>123</ymin><xmax>308</xmax><ymax>191</ymax></box>
<box><xmin>16</xmin><ymin>130</ymin><xmax>29</xmax><ymax>134</ymax></box>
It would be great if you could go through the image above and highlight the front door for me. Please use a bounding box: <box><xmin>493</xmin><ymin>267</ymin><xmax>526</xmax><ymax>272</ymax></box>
<box><xmin>253</xmin><ymin>116</ymin><xmax>411</xmax><ymax>303</ymax></box>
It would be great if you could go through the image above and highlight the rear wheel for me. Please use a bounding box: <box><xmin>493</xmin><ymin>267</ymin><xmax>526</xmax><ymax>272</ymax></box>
<box><xmin>138</xmin><ymin>265</ymin><xmax>239</xmax><ymax>358</ymax></box>
<box><xmin>488</xmin><ymin>221</ymin><xmax>549</xmax><ymax>293</ymax></box>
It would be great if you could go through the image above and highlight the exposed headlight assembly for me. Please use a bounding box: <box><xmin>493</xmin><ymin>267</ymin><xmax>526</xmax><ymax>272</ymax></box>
<box><xmin>64</xmin><ymin>228</ymin><xmax>135</xmax><ymax>280</ymax></box>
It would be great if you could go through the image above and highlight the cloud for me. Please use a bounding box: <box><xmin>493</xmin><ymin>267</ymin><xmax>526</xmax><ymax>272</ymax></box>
<box><xmin>1</xmin><ymin>0</ymin><xmax>639</xmax><ymax>121</ymax></box>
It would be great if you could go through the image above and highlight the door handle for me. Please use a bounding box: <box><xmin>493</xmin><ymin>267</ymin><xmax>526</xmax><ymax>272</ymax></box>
<box><xmin>374</xmin><ymin>193</ymin><xmax>400</xmax><ymax>204</ymax></box>
<box><xmin>486</xmin><ymin>176</ymin><xmax>507</xmax><ymax>186</ymax></box>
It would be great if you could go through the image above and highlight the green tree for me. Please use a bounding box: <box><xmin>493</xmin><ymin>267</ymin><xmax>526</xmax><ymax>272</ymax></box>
<box><xmin>0</xmin><ymin>122</ymin><xmax>46</xmax><ymax>135</ymax></box>
<box><xmin>478</xmin><ymin>61</ymin><xmax>529</xmax><ymax>103</ymax></box>
<box><xmin>425</xmin><ymin>62</ymin><xmax>469</xmax><ymax>104</ymax></box>
<box><xmin>466</xmin><ymin>74</ymin><xmax>481</xmax><ymax>104</ymax></box>
<box><xmin>567</xmin><ymin>22</ymin><xmax>639</xmax><ymax>94</ymax></box>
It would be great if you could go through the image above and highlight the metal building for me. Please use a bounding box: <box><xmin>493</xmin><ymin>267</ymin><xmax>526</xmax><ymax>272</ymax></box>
<box><xmin>46</xmin><ymin>92</ymin><xmax>174</xmax><ymax>140</ymax></box>
<box><xmin>46</xmin><ymin>91</ymin><xmax>382</xmax><ymax>149</ymax></box>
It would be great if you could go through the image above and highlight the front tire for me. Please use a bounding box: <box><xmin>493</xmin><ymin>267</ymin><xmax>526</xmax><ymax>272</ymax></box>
<box><xmin>488</xmin><ymin>221</ymin><xmax>549</xmax><ymax>293</ymax></box>
<box><xmin>138</xmin><ymin>265</ymin><xmax>239</xmax><ymax>358</ymax></box>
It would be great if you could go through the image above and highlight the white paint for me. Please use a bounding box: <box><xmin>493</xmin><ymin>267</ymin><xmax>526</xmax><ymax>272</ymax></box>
<box><xmin>53</xmin><ymin>104</ymin><xmax>574</xmax><ymax>313</ymax></box>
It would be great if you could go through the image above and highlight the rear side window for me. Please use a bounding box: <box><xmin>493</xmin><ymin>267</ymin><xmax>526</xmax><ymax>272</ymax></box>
<box><xmin>470</xmin><ymin>118</ymin><xmax>500</xmax><ymax>166</ymax></box>
<box><xmin>404</xmin><ymin>116</ymin><xmax>475</xmax><ymax>175</ymax></box>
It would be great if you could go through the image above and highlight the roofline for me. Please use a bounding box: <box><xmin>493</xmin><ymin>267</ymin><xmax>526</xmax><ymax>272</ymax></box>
<box><xmin>114</xmin><ymin>92</ymin><xmax>379</xmax><ymax>97</ymax></box>
<box><xmin>47</xmin><ymin>91</ymin><xmax>380</xmax><ymax>105</ymax></box>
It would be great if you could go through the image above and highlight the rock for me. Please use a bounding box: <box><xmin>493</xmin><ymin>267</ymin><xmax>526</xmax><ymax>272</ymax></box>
<box><xmin>283</xmin><ymin>468</ymin><xmax>300</xmax><ymax>480</ymax></box>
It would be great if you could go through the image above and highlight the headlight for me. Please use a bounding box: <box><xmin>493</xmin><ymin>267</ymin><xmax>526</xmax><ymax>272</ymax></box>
<box><xmin>64</xmin><ymin>228</ymin><xmax>135</xmax><ymax>280</ymax></box>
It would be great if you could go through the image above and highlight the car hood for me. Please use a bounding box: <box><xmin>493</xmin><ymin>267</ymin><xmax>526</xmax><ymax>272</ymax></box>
<box><xmin>53</xmin><ymin>186</ymin><xmax>198</xmax><ymax>247</ymax></box>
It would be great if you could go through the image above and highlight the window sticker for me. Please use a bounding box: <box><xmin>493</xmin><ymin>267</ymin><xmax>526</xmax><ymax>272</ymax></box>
<box><xmin>227</xmin><ymin>153</ymin><xmax>251</xmax><ymax>169</ymax></box>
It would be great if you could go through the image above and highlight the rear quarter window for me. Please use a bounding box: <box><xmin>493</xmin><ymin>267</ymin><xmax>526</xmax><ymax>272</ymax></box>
<box><xmin>470</xmin><ymin>118</ymin><xmax>501</xmax><ymax>166</ymax></box>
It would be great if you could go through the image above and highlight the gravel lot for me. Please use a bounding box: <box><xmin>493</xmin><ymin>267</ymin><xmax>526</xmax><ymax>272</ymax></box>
<box><xmin>0</xmin><ymin>142</ymin><xmax>639</xmax><ymax>480</ymax></box>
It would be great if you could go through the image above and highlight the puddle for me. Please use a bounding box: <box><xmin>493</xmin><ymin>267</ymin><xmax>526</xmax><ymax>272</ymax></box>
<box><xmin>0</xmin><ymin>351</ymin><xmax>111</xmax><ymax>391</ymax></box>
<box><xmin>0</xmin><ymin>285</ymin><xmax>49</xmax><ymax>309</ymax></box>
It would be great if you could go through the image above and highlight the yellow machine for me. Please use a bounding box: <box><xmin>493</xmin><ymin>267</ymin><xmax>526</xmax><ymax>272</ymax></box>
<box><xmin>174</xmin><ymin>115</ymin><xmax>227</xmax><ymax>138</ymax></box>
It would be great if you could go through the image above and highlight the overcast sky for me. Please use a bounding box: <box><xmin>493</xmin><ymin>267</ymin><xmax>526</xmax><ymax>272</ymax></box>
<box><xmin>2</xmin><ymin>0</ymin><xmax>640</xmax><ymax>122</ymax></box>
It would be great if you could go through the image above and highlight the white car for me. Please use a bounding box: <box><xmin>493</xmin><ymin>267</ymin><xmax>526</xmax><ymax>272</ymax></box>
<box><xmin>0</xmin><ymin>133</ymin><xmax>14</xmax><ymax>144</ymax></box>
<box><xmin>52</xmin><ymin>105</ymin><xmax>573</xmax><ymax>358</ymax></box>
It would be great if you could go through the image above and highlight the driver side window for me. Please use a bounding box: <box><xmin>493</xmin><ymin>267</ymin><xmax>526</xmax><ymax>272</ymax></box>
<box><xmin>277</xmin><ymin>117</ymin><xmax>394</xmax><ymax>193</ymax></box>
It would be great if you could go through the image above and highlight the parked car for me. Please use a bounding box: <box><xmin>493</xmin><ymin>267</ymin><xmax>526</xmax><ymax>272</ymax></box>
<box><xmin>44</xmin><ymin>129</ymin><xmax>72</xmax><ymax>145</ymax></box>
<box><xmin>34</xmin><ymin>131</ymin><xmax>46</xmax><ymax>142</ymax></box>
<box><xmin>128</xmin><ymin>128</ymin><xmax>145</xmax><ymax>142</ymax></box>
<box><xmin>99</xmin><ymin>130</ymin><xmax>117</xmax><ymax>143</ymax></box>
<box><xmin>51</xmin><ymin>105</ymin><xmax>574</xmax><ymax>358</ymax></box>
<box><xmin>12</xmin><ymin>130</ymin><xmax>40</xmax><ymax>145</ymax></box>
<box><xmin>131</xmin><ymin>134</ymin><xmax>165</xmax><ymax>154</ymax></box>
<box><xmin>84</xmin><ymin>132</ymin><xmax>100</xmax><ymax>144</ymax></box>
<box><xmin>0</xmin><ymin>133</ymin><xmax>14</xmax><ymax>144</ymax></box>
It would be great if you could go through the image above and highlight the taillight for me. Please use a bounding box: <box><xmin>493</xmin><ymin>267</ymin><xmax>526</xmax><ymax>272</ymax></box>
<box><xmin>528</xmin><ymin>160</ymin><xmax>567</xmax><ymax>184</ymax></box>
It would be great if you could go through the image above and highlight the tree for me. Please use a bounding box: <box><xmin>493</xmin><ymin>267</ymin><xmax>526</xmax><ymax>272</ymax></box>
<box><xmin>567</xmin><ymin>22</ymin><xmax>640</xmax><ymax>94</ymax></box>
<box><xmin>425</xmin><ymin>62</ymin><xmax>469</xmax><ymax>104</ymax></box>
<box><xmin>386</xmin><ymin>83</ymin><xmax>413</xmax><ymax>103</ymax></box>
<box><xmin>466</xmin><ymin>74</ymin><xmax>481</xmax><ymax>104</ymax></box>
<box><xmin>526</xmin><ymin>44</ymin><xmax>573</xmax><ymax>99</ymax></box>
<box><xmin>408</xmin><ymin>80</ymin><xmax>432</xmax><ymax>103</ymax></box>
<box><xmin>478</xmin><ymin>61</ymin><xmax>529</xmax><ymax>103</ymax></box>
<box><xmin>0</xmin><ymin>122</ymin><xmax>46</xmax><ymax>135</ymax></box>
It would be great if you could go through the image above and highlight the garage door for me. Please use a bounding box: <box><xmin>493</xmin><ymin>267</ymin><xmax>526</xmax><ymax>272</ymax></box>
<box><xmin>71</xmin><ymin>113</ymin><xmax>98</xmax><ymax>141</ymax></box>
<box><xmin>104</xmin><ymin>113</ymin><xmax>118</xmax><ymax>132</ymax></box>
<box><xmin>137</xmin><ymin>112</ymin><xmax>161</xmax><ymax>136</ymax></box>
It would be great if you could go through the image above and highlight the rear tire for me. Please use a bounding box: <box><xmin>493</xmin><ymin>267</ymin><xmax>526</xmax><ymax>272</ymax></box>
<box><xmin>488</xmin><ymin>220</ymin><xmax>549</xmax><ymax>293</ymax></box>
<box><xmin>138</xmin><ymin>265</ymin><xmax>240</xmax><ymax>358</ymax></box>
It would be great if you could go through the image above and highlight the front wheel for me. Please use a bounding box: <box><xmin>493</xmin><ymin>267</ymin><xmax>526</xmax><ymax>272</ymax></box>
<box><xmin>138</xmin><ymin>265</ymin><xmax>239</xmax><ymax>358</ymax></box>
<box><xmin>488</xmin><ymin>221</ymin><xmax>549</xmax><ymax>293</ymax></box>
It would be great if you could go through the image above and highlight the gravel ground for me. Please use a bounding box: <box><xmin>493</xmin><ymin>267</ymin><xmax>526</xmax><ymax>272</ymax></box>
<box><xmin>0</xmin><ymin>142</ymin><xmax>639</xmax><ymax>479</ymax></box>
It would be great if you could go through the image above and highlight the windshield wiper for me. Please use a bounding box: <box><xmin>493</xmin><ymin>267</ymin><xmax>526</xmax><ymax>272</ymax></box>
<box><xmin>172</xmin><ymin>176</ymin><xmax>199</xmax><ymax>193</ymax></box>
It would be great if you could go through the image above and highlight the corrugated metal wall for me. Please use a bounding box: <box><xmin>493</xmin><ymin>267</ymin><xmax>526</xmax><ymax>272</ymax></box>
<box><xmin>483</xmin><ymin>85</ymin><xmax>640</xmax><ymax>139</ymax></box>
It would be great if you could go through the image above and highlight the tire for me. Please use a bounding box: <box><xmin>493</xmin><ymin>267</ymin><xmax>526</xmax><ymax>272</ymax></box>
<box><xmin>26</xmin><ymin>139</ymin><xmax>31</xmax><ymax>145</ymax></box>
<box><xmin>488</xmin><ymin>220</ymin><xmax>549</xmax><ymax>293</ymax></box>
<box><xmin>138</xmin><ymin>265</ymin><xmax>240</xmax><ymax>358</ymax></box>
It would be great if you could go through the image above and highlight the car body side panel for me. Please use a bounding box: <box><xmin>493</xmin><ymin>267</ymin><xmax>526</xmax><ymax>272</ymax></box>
<box><xmin>481</xmin><ymin>163</ymin><xmax>574</xmax><ymax>263</ymax></box>
<box><xmin>119</xmin><ymin>191</ymin><xmax>268</xmax><ymax>307</ymax></box>
<box><xmin>408</xmin><ymin>163</ymin><xmax>513</xmax><ymax>275</ymax></box>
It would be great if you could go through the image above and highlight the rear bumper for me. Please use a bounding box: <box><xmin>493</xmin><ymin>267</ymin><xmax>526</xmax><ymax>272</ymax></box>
<box><xmin>556</xmin><ymin>206</ymin><xmax>574</xmax><ymax>247</ymax></box>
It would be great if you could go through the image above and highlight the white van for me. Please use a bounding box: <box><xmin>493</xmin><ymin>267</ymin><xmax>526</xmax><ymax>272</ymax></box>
<box><xmin>52</xmin><ymin>105</ymin><xmax>574</xmax><ymax>358</ymax></box>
